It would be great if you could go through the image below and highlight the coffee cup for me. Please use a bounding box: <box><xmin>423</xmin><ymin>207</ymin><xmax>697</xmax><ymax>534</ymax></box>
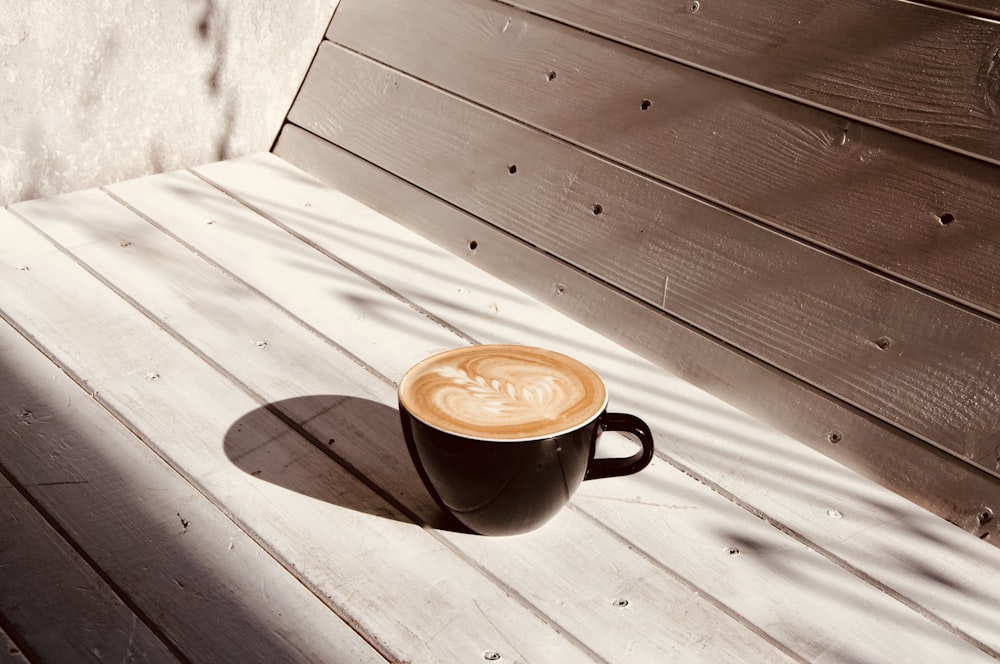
<box><xmin>398</xmin><ymin>344</ymin><xmax>655</xmax><ymax>536</ymax></box>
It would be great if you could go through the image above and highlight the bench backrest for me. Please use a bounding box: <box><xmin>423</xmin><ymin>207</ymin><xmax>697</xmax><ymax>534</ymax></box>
<box><xmin>275</xmin><ymin>0</ymin><xmax>1000</xmax><ymax>536</ymax></box>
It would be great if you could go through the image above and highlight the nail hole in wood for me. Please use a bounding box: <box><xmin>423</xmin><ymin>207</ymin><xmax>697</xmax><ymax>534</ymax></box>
<box><xmin>592</xmin><ymin>203</ymin><xmax>604</xmax><ymax>215</ymax></box>
<box><xmin>508</xmin><ymin>164</ymin><xmax>517</xmax><ymax>174</ymax></box>
<box><xmin>545</xmin><ymin>70</ymin><xmax>557</xmax><ymax>81</ymax></box>
<box><xmin>827</xmin><ymin>430</ymin><xmax>842</xmax><ymax>444</ymax></box>
<box><xmin>484</xmin><ymin>651</ymin><xmax>502</xmax><ymax>661</ymax></box>
<box><xmin>937</xmin><ymin>212</ymin><xmax>956</xmax><ymax>225</ymax></box>
<box><xmin>689</xmin><ymin>1</ymin><xmax>700</xmax><ymax>12</ymax></box>
<box><xmin>875</xmin><ymin>336</ymin><xmax>892</xmax><ymax>350</ymax></box>
<box><xmin>727</xmin><ymin>546</ymin><xmax>741</xmax><ymax>556</ymax></box>
<box><xmin>469</xmin><ymin>240</ymin><xmax>479</xmax><ymax>251</ymax></box>
<box><xmin>612</xmin><ymin>598</ymin><xmax>629</xmax><ymax>608</ymax></box>
<box><xmin>979</xmin><ymin>508</ymin><xmax>994</xmax><ymax>525</ymax></box>
<box><xmin>641</xmin><ymin>99</ymin><xmax>652</xmax><ymax>111</ymax></box>
<box><xmin>555</xmin><ymin>283</ymin><xmax>566</xmax><ymax>295</ymax></box>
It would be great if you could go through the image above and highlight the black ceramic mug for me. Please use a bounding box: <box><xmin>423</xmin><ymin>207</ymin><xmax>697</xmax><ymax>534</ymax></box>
<box><xmin>398</xmin><ymin>344</ymin><xmax>655</xmax><ymax>536</ymax></box>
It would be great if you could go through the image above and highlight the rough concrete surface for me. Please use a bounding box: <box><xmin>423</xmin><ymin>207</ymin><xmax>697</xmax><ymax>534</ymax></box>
<box><xmin>1</xmin><ymin>0</ymin><xmax>339</xmax><ymax>206</ymax></box>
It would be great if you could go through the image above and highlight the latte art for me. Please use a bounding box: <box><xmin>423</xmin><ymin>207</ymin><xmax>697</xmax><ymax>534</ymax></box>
<box><xmin>399</xmin><ymin>345</ymin><xmax>608</xmax><ymax>440</ymax></box>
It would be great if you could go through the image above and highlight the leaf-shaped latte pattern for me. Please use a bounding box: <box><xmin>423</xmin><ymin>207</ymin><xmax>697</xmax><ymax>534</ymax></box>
<box><xmin>433</xmin><ymin>366</ymin><xmax>565</xmax><ymax>420</ymax></box>
<box><xmin>398</xmin><ymin>345</ymin><xmax>608</xmax><ymax>440</ymax></box>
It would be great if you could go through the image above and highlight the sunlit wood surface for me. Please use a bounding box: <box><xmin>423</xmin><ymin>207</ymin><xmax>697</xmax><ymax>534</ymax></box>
<box><xmin>2</xmin><ymin>154</ymin><xmax>999</xmax><ymax>663</ymax></box>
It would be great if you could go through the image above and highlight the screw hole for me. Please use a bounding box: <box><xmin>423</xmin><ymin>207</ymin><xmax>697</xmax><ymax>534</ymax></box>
<box><xmin>689</xmin><ymin>1</ymin><xmax>700</xmax><ymax>12</ymax></box>
<box><xmin>827</xmin><ymin>430</ymin><xmax>843</xmax><ymax>444</ymax></box>
<box><xmin>937</xmin><ymin>212</ymin><xmax>956</xmax><ymax>225</ymax></box>
<box><xmin>592</xmin><ymin>203</ymin><xmax>604</xmax><ymax>215</ymax></box>
<box><xmin>555</xmin><ymin>283</ymin><xmax>566</xmax><ymax>295</ymax></box>
<box><xmin>612</xmin><ymin>598</ymin><xmax>629</xmax><ymax>608</ymax></box>
<box><xmin>727</xmin><ymin>546</ymin><xmax>741</xmax><ymax>556</ymax></box>
<box><xmin>979</xmin><ymin>508</ymin><xmax>994</xmax><ymax>525</ymax></box>
<box><xmin>641</xmin><ymin>99</ymin><xmax>652</xmax><ymax>111</ymax></box>
<box><xmin>484</xmin><ymin>651</ymin><xmax>502</xmax><ymax>661</ymax></box>
<box><xmin>469</xmin><ymin>240</ymin><xmax>478</xmax><ymax>251</ymax></box>
<box><xmin>875</xmin><ymin>336</ymin><xmax>892</xmax><ymax>350</ymax></box>
<box><xmin>508</xmin><ymin>164</ymin><xmax>517</xmax><ymax>174</ymax></box>
<box><xmin>545</xmin><ymin>70</ymin><xmax>557</xmax><ymax>81</ymax></box>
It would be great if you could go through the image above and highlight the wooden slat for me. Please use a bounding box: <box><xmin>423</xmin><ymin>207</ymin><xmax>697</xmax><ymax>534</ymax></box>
<box><xmin>196</xmin><ymin>152</ymin><xmax>1000</xmax><ymax>660</ymax></box>
<box><xmin>93</xmin><ymin>176</ymin><xmax>806</xmax><ymax>662</ymax></box>
<box><xmin>286</xmin><ymin>43</ymin><xmax>1000</xmax><ymax>472</ymax></box>
<box><xmin>269</xmin><ymin>134</ymin><xmax>1000</xmax><ymax>649</ymax></box>
<box><xmin>0</xmin><ymin>287</ymin><xmax>387</xmax><ymax>662</ymax></box>
<box><xmin>6</xmin><ymin>189</ymin><xmax>800</xmax><ymax>662</ymax></box>
<box><xmin>497</xmin><ymin>0</ymin><xmax>1000</xmax><ymax>162</ymax></box>
<box><xmin>1</xmin><ymin>198</ymin><xmax>603</xmax><ymax>664</ymax></box>
<box><xmin>328</xmin><ymin>0</ymin><xmax>1000</xmax><ymax>321</ymax></box>
<box><xmin>0</xmin><ymin>473</ymin><xmax>174</xmax><ymax>663</ymax></box>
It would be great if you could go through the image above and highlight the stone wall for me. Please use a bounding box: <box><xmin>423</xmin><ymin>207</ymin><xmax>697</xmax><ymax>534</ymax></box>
<box><xmin>1</xmin><ymin>0</ymin><xmax>338</xmax><ymax>205</ymax></box>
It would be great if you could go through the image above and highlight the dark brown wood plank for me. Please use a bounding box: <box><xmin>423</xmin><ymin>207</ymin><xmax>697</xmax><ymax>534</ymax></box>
<box><xmin>495</xmin><ymin>0</ymin><xmax>1000</xmax><ymax>162</ymax></box>
<box><xmin>328</xmin><ymin>0</ymin><xmax>1000</xmax><ymax>321</ymax></box>
<box><xmin>274</xmin><ymin>122</ymin><xmax>1000</xmax><ymax>542</ymax></box>
<box><xmin>286</xmin><ymin>43</ymin><xmax>1000</xmax><ymax>469</ymax></box>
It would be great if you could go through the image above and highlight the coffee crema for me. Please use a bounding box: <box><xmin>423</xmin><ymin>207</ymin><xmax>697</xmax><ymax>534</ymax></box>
<box><xmin>398</xmin><ymin>345</ymin><xmax>608</xmax><ymax>441</ymax></box>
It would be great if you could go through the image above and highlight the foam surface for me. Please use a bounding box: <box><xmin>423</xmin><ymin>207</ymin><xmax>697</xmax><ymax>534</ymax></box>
<box><xmin>399</xmin><ymin>345</ymin><xmax>608</xmax><ymax>440</ymax></box>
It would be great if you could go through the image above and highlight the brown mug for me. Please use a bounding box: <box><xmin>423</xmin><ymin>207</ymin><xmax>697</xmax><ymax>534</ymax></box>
<box><xmin>398</xmin><ymin>344</ymin><xmax>655</xmax><ymax>536</ymax></box>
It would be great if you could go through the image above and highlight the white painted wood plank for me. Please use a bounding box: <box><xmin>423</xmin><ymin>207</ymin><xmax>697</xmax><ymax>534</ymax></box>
<box><xmin>2</xmin><ymin>194</ymin><xmax>773</xmax><ymax>663</ymax></box>
<box><xmin>0</xmin><ymin>299</ymin><xmax>387</xmax><ymax>663</ymax></box>
<box><xmin>0</xmin><ymin>474</ymin><xmax>174</xmax><ymax>663</ymax></box>
<box><xmin>64</xmin><ymin>177</ymin><xmax>799</xmax><ymax>660</ymax></box>
<box><xmin>101</xmin><ymin>166</ymin><xmax>466</xmax><ymax>381</ymax></box>
<box><xmin>194</xmin><ymin>153</ymin><xmax>1000</xmax><ymax>660</ymax></box>
<box><xmin>113</xmin><ymin>158</ymin><xmax>992</xmax><ymax>660</ymax></box>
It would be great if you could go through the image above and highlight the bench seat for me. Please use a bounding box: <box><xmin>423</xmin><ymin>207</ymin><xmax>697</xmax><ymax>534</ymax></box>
<box><xmin>2</xmin><ymin>153</ymin><xmax>999</xmax><ymax>662</ymax></box>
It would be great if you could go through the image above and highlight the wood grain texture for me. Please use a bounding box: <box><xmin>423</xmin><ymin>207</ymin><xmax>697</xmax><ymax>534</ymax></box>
<box><xmin>0</xmin><ymin>474</ymin><xmax>174</xmax><ymax>664</ymax></box>
<box><xmin>0</xmin><ymin>294</ymin><xmax>386</xmax><ymax>662</ymax></box>
<box><xmin>96</xmin><ymin>173</ymin><xmax>808</xmax><ymax>662</ymax></box>
<box><xmin>4</xmin><ymin>195</ymin><xmax>610</xmax><ymax>664</ymax></box>
<box><xmin>207</xmin><ymin>149</ymin><xmax>1000</xmax><ymax>657</ymax></box>
<box><xmin>287</xmin><ymin>43</ymin><xmax>1000</xmax><ymax>470</ymax></box>
<box><xmin>328</xmin><ymin>0</ymin><xmax>1000</xmax><ymax>321</ymax></box>
<box><xmin>274</xmin><ymin>127</ymin><xmax>1000</xmax><ymax>542</ymax></box>
<box><xmin>6</xmin><ymin>188</ymin><xmax>801</xmax><ymax>663</ymax></box>
<box><xmin>494</xmin><ymin>0</ymin><xmax>1000</xmax><ymax>162</ymax></box>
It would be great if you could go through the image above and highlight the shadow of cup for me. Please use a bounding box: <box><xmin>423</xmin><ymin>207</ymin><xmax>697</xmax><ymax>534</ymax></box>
<box><xmin>223</xmin><ymin>395</ymin><xmax>465</xmax><ymax>532</ymax></box>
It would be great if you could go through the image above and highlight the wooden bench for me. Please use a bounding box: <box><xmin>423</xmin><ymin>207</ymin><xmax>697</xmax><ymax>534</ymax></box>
<box><xmin>2</xmin><ymin>0</ymin><xmax>999</xmax><ymax>662</ymax></box>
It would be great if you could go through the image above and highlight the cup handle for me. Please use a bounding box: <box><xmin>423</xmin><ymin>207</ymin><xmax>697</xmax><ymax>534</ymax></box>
<box><xmin>585</xmin><ymin>412</ymin><xmax>656</xmax><ymax>481</ymax></box>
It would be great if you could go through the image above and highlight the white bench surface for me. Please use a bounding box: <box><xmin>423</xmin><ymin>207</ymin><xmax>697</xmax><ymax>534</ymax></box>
<box><xmin>2</xmin><ymin>153</ymin><xmax>998</xmax><ymax>663</ymax></box>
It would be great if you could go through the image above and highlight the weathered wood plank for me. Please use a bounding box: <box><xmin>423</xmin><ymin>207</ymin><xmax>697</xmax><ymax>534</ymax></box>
<box><xmin>6</xmin><ymin>189</ymin><xmax>798</xmax><ymax>662</ymax></box>
<box><xmin>96</xmin><ymin>174</ymin><xmax>806</xmax><ymax>662</ymax></box>
<box><xmin>495</xmin><ymin>0</ymin><xmax>1000</xmax><ymax>162</ymax></box>
<box><xmin>0</xmin><ymin>473</ymin><xmax>174</xmax><ymax>663</ymax></box>
<box><xmin>0</xmin><ymin>289</ymin><xmax>388</xmax><ymax>662</ymax></box>
<box><xmin>1</xmin><ymin>202</ymin><xmax>600</xmax><ymax>664</ymax></box>
<box><xmin>328</xmin><ymin>0</ymin><xmax>1000</xmax><ymax>321</ymax></box>
<box><xmin>268</xmin><ymin>136</ymin><xmax>1000</xmax><ymax>650</ymax></box>
<box><xmin>196</xmin><ymin>152</ymin><xmax>1000</xmax><ymax>660</ymax></box>
<box><xmin>287</xmin><ymin>43</ymin><xmax>1000</xmax><ymax>471</ymax></box>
